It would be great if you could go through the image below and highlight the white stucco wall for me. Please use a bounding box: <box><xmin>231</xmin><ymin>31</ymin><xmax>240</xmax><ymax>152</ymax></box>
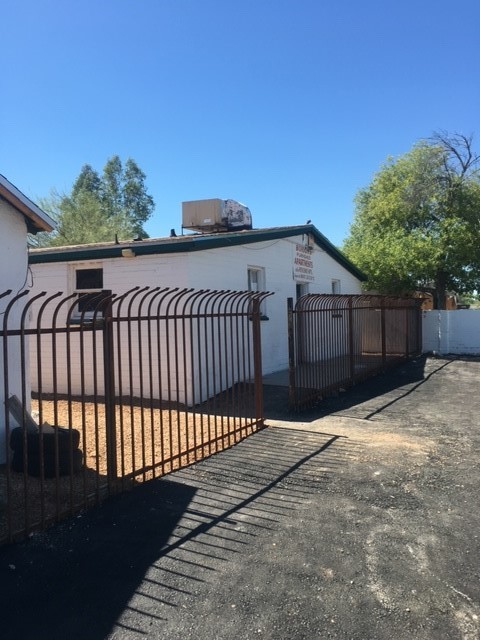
<box><xmin>0</xmin><ymin>201</ymin><xmax>30</xmax><ymax>463</ymax></box>
<box><xmin>184</xmin><ymin>235</ymin><xmax>362</xmax><ymax>374</ymax></box>
<box><xmin>31</xmin><ymin>252</ymin><xmax>191</xmax><ymax>297</ymax></box>
<box><xmin>422</xmin><ymin>310</ymin><xmax>480</xmax><ymax>355</ymax></box>
<box><xmin>28</xmin><ymin>234</ymin><xmax>363</xmax><ymax>404</ymax></box>
<box><xmin>30</xmin><ymin>236</ymin><xmax>362</xmax><ymax>371</ymax></box>
<box><xmin>0</xmin><ymin>200</ymin><xmax>29</xmax><ymax>293</ymax></box>
<box><xmin>30</xmin><ymin>253</ymin><xmax>193</xmax><ymax>402</ymax></box>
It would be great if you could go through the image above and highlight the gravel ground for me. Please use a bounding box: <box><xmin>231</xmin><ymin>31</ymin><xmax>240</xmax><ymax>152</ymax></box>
<box><xmin>0</xmin><ymin>398</ymin><xmax>254</xmax><ymax>542</ymax></box>
<box><xmin>1</xmin><ymin>355</ymin><xmax>479</xmax><ymax>640</ymax></box>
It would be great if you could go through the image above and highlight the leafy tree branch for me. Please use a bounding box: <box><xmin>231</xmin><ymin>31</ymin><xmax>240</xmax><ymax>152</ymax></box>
<box><xmin>343</xmin><ymin>133</ymin><xmax>480</xmax><ymax>309</ymax></box>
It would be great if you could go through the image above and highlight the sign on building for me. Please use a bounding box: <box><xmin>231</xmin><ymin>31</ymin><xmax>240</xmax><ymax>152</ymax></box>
<box><xmin>293</xmin><ymin>243</ymin><xmax>315</xmax><ymax>283</ymax></box>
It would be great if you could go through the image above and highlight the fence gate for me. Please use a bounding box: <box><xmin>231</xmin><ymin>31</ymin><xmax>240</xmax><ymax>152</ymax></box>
<box><xmin>0</xmin><ymin>286</ymin><xmax>271</xmax><ymax>545</ymax></box>
<box><xmin>287</xmin><ymin>294</ymin><xmax>422</xmax><ymax>410</ymax></box>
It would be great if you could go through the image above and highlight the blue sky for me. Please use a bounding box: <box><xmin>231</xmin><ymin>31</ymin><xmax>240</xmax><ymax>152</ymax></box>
<box><xmin>2</xmin><ymin>0</ymin><xmax>479</xmax><ymax>246</ymax></box>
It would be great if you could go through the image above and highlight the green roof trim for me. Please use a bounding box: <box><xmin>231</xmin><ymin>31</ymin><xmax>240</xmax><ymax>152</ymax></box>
<box><xmin>29</xmin><ymin>225</ymin><xmax>366</xmax><ymax>281</ymax></box>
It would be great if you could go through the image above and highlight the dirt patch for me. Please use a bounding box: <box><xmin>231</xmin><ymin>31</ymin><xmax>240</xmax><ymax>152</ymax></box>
<box><xmin>32</xmin><ymin>398</ymin><xmax>248</xmax><ymax>478</ymax></box>
<box><xmin>1</xmin><ymin>397</ymin><xmax>259</xmax><ymax>543</ymax></box>
<box><xmin>347</xmin><ymin>427</ymin><xmax>437</xmax><ymax>464</ymax></box>
<box><xmin>361</xmin><ymin>431</ymin><xmax>429</xmax><ymax>452</ymax></box>
<box><xmin>267</xmin><ymin>415</ymin><xmax>437</xmax><ymax>467</ymax></box>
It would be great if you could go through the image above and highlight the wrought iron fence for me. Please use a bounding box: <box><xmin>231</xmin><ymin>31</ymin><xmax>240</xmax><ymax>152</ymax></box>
<box><xmin>0</xmin><ymin>286</ymin><xmax>272</xmax><ymax>545</ymax></box>
<box><xmin>288</xmin><ymin>294</ymin><xmax>422</xmax><ymax>410</ymax></box>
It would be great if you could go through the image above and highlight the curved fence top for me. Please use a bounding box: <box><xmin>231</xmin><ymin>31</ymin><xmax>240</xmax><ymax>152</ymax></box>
<box><xmin>0</xmin><ymin>286</ymin><xmax>274</xmax><ymax>332</ymax></box>
<box><xmin>295</xmin><ymin>293</ymin><xmax>423</xmax><ymax>313</ymax></box>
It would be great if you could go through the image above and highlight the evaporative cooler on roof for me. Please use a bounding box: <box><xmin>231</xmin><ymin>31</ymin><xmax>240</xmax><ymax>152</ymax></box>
<box><xmin>182</xmin><ymin>199</ymin><xmax>253</xmax><ymax>233</ymax></box>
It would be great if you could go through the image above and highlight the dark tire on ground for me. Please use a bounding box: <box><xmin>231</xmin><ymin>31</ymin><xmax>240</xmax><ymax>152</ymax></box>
<box><xmin>9</xmin><ymin>425</ymin><xmax>81</xmax><ymax>455</ymax></box>
<box><xmin>11</xmin><ymin>448</ymin><xmax>83</xmax><ymax>478</ymax></box>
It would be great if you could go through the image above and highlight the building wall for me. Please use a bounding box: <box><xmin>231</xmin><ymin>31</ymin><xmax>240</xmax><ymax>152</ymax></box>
<box><xmin>30</xmin><ymin>253</ymin><xmax>192</xmax><ymax>403</ymax></box>
<box><xmin>28</xmin><ymin>234</ymin><xmax>363</xmax><ymax>404</ymax></box>
<box><xmin>184</xmin><ymin>234</ymin><xmax>362</xmax><ymax>373</ymax></box>
<box><xmin>423</xmin><ymin>310</ymin><xmax>480</xmax><ymax>355</ymax></box>
<box><xmin>31</xmin><ymin>252</ymin><xmax>191</xmax><ymax>297</ymax></box>
<box><xmin>0</xmin><ymin>200</ymin><xmax>29</xmax><ymax>293</ymax></box>
<box><xmin>0</xmin><ymin>202</ymin><xmax>30</xmax><ymax>463</ymax></box>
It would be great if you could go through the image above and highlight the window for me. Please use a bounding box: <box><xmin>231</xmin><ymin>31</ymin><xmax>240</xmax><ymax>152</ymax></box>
<box><xmin>247</xmin><ymin>267</ymin><xmax>264</xmax><ymax>293</ymax></box>
<box><xmin>73</xmin><ymin>267</ymin><xmax>109</xmax><ymax>319</ymax></box>
<box><xmin>76</xmin><ymin>268</ymin><xmax>103</xmax><ymax>290</ymax></box>
<box><xmin>331</xmin><ymin>279</ymin><xmax>341</xmax><ymax>294</ymax></box>
<box><xmin>247</xmin><ymin>266</ymin><xmax>268</xmax><ymax>320</ymax></box>
<box><xmin>296</xmin><ymin>283</ymin><xmax>309</xmax><ymax>301</ymax></box>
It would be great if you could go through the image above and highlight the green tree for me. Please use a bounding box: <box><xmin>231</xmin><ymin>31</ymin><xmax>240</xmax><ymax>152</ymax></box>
<box><xmin>343</xmin><ymin>133</ymin><xmax>480</xmax><ymax>309</ymax></box>
<box><xmin>49</xmin><ymin>191</ymin><xmax>133</xmax><ymax>247</ymax></box>
<box><xmin>100</xmin><ymin>156</ymin><xmax>154</xmax><ymax>238</ymax></box>
<box><xmin>71</xmin><ymin>164</ymin><xmax>102</xmax><ymax>198</ymax></box>
<box><xmin>101</xmin><ymin>156</ymin><xmax>123</xmax><ymax>220</ymax></box>
<box><xmin>122</xmin><ymin>158</ymin><xmax>155</xmax><ymax>237</ymax></box>
<box><xmin>31</xmin><ymin>156</ymin><xmax>155</xmax><ymax>247</ymax></box>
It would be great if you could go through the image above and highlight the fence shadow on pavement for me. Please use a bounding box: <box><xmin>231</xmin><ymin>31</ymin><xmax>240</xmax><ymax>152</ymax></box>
<box><xmin>262</xmin><ymin>355</ymin><xmax>431</xmax><ymax>422</ymax></box>
<box><xmin>0</xmin><ymin>425</ymin><xmax>355</xmax><ymax>639</ymax></box>
<box><xmin>0</xmin><ymin>478</ymin><xmax>197</xmax><ymax>639</ymax></box>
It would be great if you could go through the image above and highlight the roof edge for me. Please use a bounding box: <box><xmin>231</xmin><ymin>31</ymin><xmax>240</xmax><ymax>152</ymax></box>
<box><xmin>29</xmin><ymin>225</ymin><xmax>367</xmax><ymax>281</ymax></box>
<box><xmin>0</xmin><ymin>174</ymin><xmax>56</xmax><ymax>233</ymax></box>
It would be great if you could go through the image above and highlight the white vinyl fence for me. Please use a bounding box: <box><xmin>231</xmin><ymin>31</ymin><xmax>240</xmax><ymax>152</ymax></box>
<box><xmin>422</xmin><ymin>310</ymin><xmax>480</xmax><ymax>355</ymax></box>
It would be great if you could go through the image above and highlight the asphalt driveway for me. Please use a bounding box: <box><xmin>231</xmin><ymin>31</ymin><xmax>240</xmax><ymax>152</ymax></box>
<box><xmin>1</xmin><ymin>355</ymin><xmax>479</xmax><ymax>639</ymax></box>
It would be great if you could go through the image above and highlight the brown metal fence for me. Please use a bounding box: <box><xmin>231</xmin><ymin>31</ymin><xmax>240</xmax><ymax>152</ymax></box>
<box><xmin>288</xmin><ymin>294</ymin><xmax>422</xmax><ymax>410</ymax></box>
<box><xmin>0</xmin><ymin>286</ymin><xmax>272</xmax><ymax>545</ymax></box>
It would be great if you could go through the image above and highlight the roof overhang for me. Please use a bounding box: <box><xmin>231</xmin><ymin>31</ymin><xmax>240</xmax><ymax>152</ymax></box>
<box><xmin>0</xmin><ymin>174</ymin><xmax>56</xmax><ymax>234</ymax></box>
<box><xmin>29</xmin><ymin>224</ymin><xmax>367</xmax><ymax>281</ymax></box>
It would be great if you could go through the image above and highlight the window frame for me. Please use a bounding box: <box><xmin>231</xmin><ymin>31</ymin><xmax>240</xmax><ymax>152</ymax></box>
<box><xmin>331</xmin><ymin>279</ymin><xmax>341</xmax><ymax>294</ymax></box>
<box><xmin>296</xmin><ymin>282</ymin><xmax>309</xmax><ymax>301</ymax></box>
<box><xmin>247</xmin><ymin>266</ymin><xmax>268</xmax><ymax>320</ymax></box>
<box><xmin>70</xmin><ymin>264</ymin><xmax>108</xmax><ymax>321</ymax></box>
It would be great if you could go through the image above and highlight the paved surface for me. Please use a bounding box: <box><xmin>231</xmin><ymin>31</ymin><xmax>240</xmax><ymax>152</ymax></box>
<box><xmin>1</xmin><ymin>356</ymin><xmax>480</xmax><ymax>639</ymax></box>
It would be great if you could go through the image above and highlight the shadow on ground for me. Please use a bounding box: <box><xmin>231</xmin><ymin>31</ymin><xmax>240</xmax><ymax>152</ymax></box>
<box><xmin>0</xmin><ymin>426</ymin><xmax>349</xmax><ymax>639</ymax></box>
<box><xmin>0</xmin><ymin>479</ymin><xmax>196</xmax><ymax>639</ymax></box>
<box><xmin>262</xmin><ymin>355</ymin><xmax>451</xmax><ymax>422</ymax></box>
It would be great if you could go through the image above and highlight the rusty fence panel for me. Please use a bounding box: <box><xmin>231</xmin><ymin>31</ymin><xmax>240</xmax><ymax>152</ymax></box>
<box><xmin>0</xmin><ymin>286</ymin><xmax>271</xmax><ymax>545</ymax></box>
<box><xmin>288</xmin><ymin>294</ymin><xmax>423</xmax><ymax>410</ymax></box>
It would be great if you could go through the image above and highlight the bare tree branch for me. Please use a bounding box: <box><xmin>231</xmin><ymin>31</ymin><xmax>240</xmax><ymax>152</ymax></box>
<box><xmin>430</xmin><ymin>131</ymin><xmax>480</xmax><ymax>178</ymax></box>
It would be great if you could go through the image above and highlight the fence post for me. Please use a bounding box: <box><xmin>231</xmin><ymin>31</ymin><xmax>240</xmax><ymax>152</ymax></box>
<box><xmin>405</xmin><ymin>306</ymin><xmax>410</xmax><ymax>358</ymax></box>
<box><xmin>348</xmin><ymin>297</ymin><xmax>355</xmax><ymax>384</ymax></box>
<box><xmin>381</xmin><ymin>298</ymin><xmax>387</xmax><ymax>372</ymax></box>
<box><xmin>417</xmin><ymin>305</ymin><xmax>423</xmax><ymax>355</ymax></box>
<box><xmin>251</xmin><ymin>297</ymin><xmax>264</xmax><ymax>426</ymax></box>
<box><xmin>103</xmin><ymin>299</ymin><xmax>117</xmax><ymax>488</ymax></box>
<box><xmin>287</xmin><ymin>297</ymin><xmax>296</xmax><ymax>410</ymax></box>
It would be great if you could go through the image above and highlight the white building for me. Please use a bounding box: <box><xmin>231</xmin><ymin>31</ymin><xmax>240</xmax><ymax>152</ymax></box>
<box><xmin>29</xmin><ymin>223</ymin><xmax>365</xmax><ymax>379</ymax></box>
<box><xmin>0</xmin><ymin>174</ymin><xmax>55</xmax><ymax>462</ymax></box>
